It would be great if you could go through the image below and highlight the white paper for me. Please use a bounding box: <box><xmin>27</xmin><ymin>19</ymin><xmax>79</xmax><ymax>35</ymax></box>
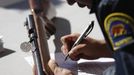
<box><xmin>24</xmin><ymin>52</ymin><xmax>115</xmax><ymax>75</ymax></box>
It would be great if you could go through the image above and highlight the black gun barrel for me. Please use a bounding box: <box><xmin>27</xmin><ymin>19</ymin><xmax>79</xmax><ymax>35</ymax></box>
<box><xmin>26</xmin><ymin>14</ymin><xmax>46</xmax><ymax>75</ymax></box>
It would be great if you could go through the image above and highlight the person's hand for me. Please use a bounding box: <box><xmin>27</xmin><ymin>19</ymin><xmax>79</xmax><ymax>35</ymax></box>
<box><xmin>48</xmin><ymin>59</ymin><xmax>74</xmax><ymax>75</ymax></box>
<box><xmin>66</xmin><ymin>0</ymin><xmax>92</xmax><ymax>8</ymax></box>
<box><xmin>33</xmin><ymin>59</ymin><xmax>74</xmax><ymax>75</ymax></box>
<box><xmin>61</xmin><ymin>33</ymin><xmax>113</xmax><ymax>61</ymax></box>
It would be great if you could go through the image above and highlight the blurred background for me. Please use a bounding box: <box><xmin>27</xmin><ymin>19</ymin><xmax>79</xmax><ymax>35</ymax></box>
<box><xmin>0</xmin><ymin>0</ymin><xmax>105</xmax><ymax>75</ymax></box>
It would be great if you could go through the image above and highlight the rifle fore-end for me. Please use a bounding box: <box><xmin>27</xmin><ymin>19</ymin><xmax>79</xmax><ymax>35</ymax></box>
<box><xmin>28</xmin><ymin>0</ymin><xmax>53</xmax><ymax>75</ymax></box>
<box><xmin>29</xmin><ymin>0</ymin><xmax>50</xmax><ymax>15</ymax></box>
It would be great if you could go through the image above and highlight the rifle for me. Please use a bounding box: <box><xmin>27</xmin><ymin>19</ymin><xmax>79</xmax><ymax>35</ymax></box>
<box><xmin>22</xmin><ymin>0</ymin><xmax>55</xmax><ymax>75</ymax></box>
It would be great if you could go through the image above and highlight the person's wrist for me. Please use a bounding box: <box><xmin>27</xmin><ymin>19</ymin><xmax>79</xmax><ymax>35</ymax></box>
<box><xmin>98</xmin><ymin>41</ymin><xmax>113</xmax><ymax>58</ymax></box>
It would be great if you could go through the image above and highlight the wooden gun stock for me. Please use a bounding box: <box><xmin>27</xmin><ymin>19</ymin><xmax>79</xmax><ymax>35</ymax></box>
<box><xmin>27</xmin><ymin>0</ymin><xmax>54</xmax><ymax>75</ymax></box>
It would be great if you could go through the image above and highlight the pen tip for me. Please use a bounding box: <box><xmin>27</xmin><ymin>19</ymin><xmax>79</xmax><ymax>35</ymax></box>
<box><xmin>64</xmin><ymin>54</ymin><xmax>69</xmax><ymax>62</ymax></box>
<box><xmin>64</xmin><ymin>58</ymin><xmax>67</xmax><ymax>62</ymax></box>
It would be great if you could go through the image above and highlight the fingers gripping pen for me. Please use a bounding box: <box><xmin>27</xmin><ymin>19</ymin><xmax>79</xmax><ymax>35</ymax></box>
<box><xmin>64</xmin><ymin>21</ymin><xmax>94</xmax><ymax>61</ymax></box>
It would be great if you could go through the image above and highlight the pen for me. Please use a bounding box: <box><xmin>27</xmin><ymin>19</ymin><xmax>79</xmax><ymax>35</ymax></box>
<box><xmin>64</xmin><ymin>21</ymin><xmax>94</xmax><ymax>61</ymax></box>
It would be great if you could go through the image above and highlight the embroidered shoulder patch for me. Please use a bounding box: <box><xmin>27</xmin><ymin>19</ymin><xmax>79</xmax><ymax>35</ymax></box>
<box><xmin>104</xmin><ymin>12</ymin><xmax>134</xmax><ymax>51</ymax></box>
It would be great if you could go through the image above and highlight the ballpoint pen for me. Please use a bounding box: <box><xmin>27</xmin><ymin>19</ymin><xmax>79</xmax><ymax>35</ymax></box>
<box><xmin>64</xmin><ymin>21</ymin><xmax>94</xmax><ymax>61</ymax></box>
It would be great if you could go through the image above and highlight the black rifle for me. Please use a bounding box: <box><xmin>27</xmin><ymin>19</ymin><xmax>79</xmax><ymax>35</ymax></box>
<box><xmin>22</xmin><ymin>0</ymin><xmax>54</xmax><ymax>75</ymax></box>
